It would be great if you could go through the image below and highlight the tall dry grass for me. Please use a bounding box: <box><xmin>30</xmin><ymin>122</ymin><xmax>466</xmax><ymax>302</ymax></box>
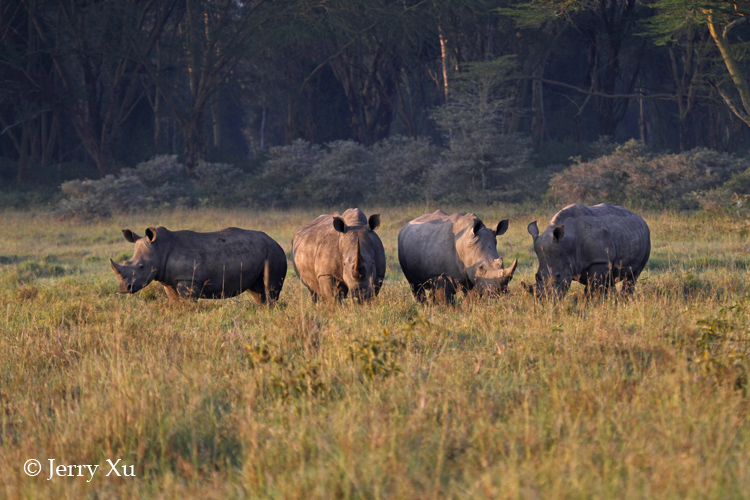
<box><xmin>1</xmin><ymin>205</ymin><xmax>749</xmax><ymax>499</ymax></box>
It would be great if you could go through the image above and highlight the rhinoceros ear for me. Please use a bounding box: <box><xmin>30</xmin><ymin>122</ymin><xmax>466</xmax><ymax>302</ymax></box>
<box><xmin>122</xmin><ymin>229</ymin><xmax>140</xmax><ymax>243</ymax></box>
<box><xmin>494</xmin><ymin>219</ymin><xmax>509</xmax><ymax>236</ymax></box>
<box><xmin>368</xmin><ymin>214</ymin><xmax>381</xmax><ymax>231</ymax></box>
<box><xmin>472</xmin><ymin>220</ymin><xmax>484</xmax><ymax>235</ymax></box>
<box><xmin>527</xmin><ymin>221</ymin><xmax>539</xmax><ymax>239</ymax></box>
<box><xmin>145</xmin><ymin>227</ymin><xmax>158</xmax><ymax>242</ymax></box>
<box><xmin>553</xmin><ymin>224</ymin><xmax>565</xmax><ymax>242</ymax></box>
<box><xmin>332</xmin><ymin>217</ymin><xmax>347</xmax><ymax>233</ymax></box>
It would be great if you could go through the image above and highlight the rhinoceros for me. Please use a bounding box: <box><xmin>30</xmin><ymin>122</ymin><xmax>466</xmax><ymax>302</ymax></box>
<box><xmin>525</xmin><ymin>203</ymin><xmax>650</xmax><ymax>298</ymax></box>
<box><xmin>292</xmin><ymin>208</ymin><xmax>386</xmax><ymax>302</ymax></box>
<box><xmin>397</xmin><ymin>210</ymin><xmax>517</xmax><ymax>303</ymax></box>
<box><xmin>109</xmin><ymin>226</ymin><xmax>287</xmax><ymax>304</ymax></box>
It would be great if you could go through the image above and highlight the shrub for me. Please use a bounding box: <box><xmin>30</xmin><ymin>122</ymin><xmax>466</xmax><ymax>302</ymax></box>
<box><xmin>133</xmin><ymin>155</ymin><xmax>193</xmax><ymax>205</ymax></box>
<box><xmin>371</xmin><ymin>135</ymin><xmax>439</xmax><ymax>203</ymax></box>
<box><xmin>257</xmin><ymin>139</ymin><xmax>323</xmax><ymax>207</ymax></box>
<box><xmin>194</xmin><ymin>161</ymin><xmax>248</xmax><ymax>207</ymax></box>
<box><xmin>309</xmin><ymin>140</ymin><xmax>376</xmax><ymax>205</ymax></box>
<box><xmin>548</xmin><ymin>141</ymin><xmax>750</xmax><ymax>209</ymax></box>
<box><xmin>58</xmin><ymin>172</ymin><xmax>146</xmax><ymax>220</ymax></box>
<box><xmin>57</xmin><ymin>155</ymin><xmax>251</xmax><ymax>219</ymax></box>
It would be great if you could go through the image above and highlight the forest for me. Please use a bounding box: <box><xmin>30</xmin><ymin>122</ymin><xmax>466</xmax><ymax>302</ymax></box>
<box><xmin>3</xmin><ymin>0</ymin><xmax>750</xmax><ymax>201</ymax></box>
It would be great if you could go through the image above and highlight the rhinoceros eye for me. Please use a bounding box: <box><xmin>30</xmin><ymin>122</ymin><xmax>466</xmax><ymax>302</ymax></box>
<box><xmin>138</xmin><ymin>264</ymin><xmax>144</xmax><ymax>269</ymax></box>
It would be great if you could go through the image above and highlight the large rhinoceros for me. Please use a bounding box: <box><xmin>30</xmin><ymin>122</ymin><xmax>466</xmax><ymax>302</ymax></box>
<box><xmin>398</xmin><ymin>210</ymin><xmax>517</xmax><ymax>303</ymax></box>
<box><xmin>292</xmin><ymin>208</ymin><xmax>386</xmax><ymax>302</ymax></box>
<box><xmin>525</xmin><ymin>203</ymin><xmax>650</xmax><ymax>298</ymax></box>
<box><xmin>109</xmin><ymin>226</ymin><xmax>287</xmax><ymax>304</ymax></box>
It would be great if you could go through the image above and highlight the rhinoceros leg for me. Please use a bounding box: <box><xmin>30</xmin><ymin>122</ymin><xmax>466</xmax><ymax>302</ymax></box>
<box><xmin>247</xmin><ymin>289</ymin><xmax>266</xmax><ymax>305</ymax></box>
<box><xmin>433</xmin><ymin>276</ymin><xmax>457</xmax><ymax>304</ymax></box>
<box><xmin>409</xmin><ymin>282</ymin><xmax>428</xmax><ymax>302</ymax></box>
<box><xmin>584</xmin><ymin>265</ymin><xmax>615</xmax><ymax>298</ymax></box>
<box><xmin>247</xmin><ymin>276</ymin><xmax>268</xmax><ymax>305</ymax></box>
<box><xmin>175</xmin><ymin>281</ymin><xmax>202</xmax><ymax>300</ymax></box>
<box><xmin>317</xmin><ymin>275</ymin><xmax>342</xmax><ymax>302</ymax></box>
<box><xmin>620</xmin><ymin>268</ymin><xmax>640</xmax><ymax>295</ymax></box>
<box><xmin>163</xmin><ymin>285</ymin><xmax>180</xmax><ymax>300</ymax></box>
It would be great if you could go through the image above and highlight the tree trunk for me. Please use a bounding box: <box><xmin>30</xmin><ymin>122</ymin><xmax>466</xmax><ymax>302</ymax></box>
<box><xmin>181</xmin><ymin>110</ymin><xmax>206</xmax><ymax>177</ymax></box>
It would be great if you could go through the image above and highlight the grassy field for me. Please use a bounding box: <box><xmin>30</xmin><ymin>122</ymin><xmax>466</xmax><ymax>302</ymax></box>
<box><xmin>1</xmin><ymin>204</ymin><xmax>749</xmax><ymax>499</ymax></box>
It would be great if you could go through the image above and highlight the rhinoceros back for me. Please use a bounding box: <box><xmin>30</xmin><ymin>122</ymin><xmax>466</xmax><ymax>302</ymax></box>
<box><xmin>398</xmin><ymin>210</ymin><xmax>483</xmax><ymax>286</ymax></box>
<box><xmin>553</xmin><ymin>203</ymin><xmax>650</xmax><ymax>278</ymax></box>
<box><xmin>154</xmin><ymin>227</ymin><xmax>286</xmax><ymax>300</ymax></box>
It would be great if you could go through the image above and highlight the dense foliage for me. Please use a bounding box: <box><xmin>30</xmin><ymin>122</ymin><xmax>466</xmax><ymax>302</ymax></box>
<box><xmin>4</xmin><ymin>0</ymin><xmax>750</xmax><ymax>189</ymax></box>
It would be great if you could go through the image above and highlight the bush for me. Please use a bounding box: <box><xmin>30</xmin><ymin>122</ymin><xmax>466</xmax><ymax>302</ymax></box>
<box><xmin>309</xmin><ymin>140</ymin><xmax>375</xmax><ymax>205</ymax></box>
<box><xmin>194</xmin><ymin>161</ymin><xmax>248</xmax><ymax>207</ymax></box>
<box><xmin>133</xmin><ymin>155</ymin><xmax>192</xmax><ymax>204</ymax></box>
<box><xmin>257</xmin><ymin>139</ymin><xmax>323</xmax><ymax>207</ymax></box>
<box><xmin>371</xmin><ymin>136</ymin><xmax>439</xmax><ymax>203</ymax></box>
<box><xmin>58</xmin><ymin>172</ymin><xmax>146</xmax><ymax>220</ymax></box>
<box><xmin>548</xmin><ymin>141</ymin><xmax>750</xmax><ymax>209</ymax></box>
<box><xmin>57</xmin><ymin>155</ymin><xmax>252</xmax><ymax>219</ymax></box>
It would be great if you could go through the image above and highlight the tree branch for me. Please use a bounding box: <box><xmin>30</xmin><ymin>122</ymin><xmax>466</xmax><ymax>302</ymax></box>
<box><xmin>526</xmin><ymin>76</ymin><xmax>676</xmax><ymax>101</ymax></box>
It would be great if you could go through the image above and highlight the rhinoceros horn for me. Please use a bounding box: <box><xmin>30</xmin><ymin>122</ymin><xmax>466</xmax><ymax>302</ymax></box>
<box><xmin>353</xmin><ymin>239</ymin><xmax>362</xmax><ymax>278</ymax></box>
<box><xmin>506</xmin><ymin>259</ymin><xmax>518</xmax><ymax>277</ymax></box>
<box><xmin>110</xmin><ymin>259</ymin><xmax>124</xmax><ymax>278</ymax></box>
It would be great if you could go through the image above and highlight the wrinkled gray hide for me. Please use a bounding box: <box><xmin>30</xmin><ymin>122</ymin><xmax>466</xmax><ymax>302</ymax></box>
<box><xmin>110</xmin><ymin>226</ymin><xmax>287</xmax><ymax>304</ymax></box>
<box><xmin>525</xmin><ymin>203</ymin><xmax>650</xmax><ymax>298</ymax></box>
<box><xmin>398</xmin><ymin>210</ymin><xmax>517</xmax><ymax>303</ymax></box>
<box><xmin>292</xmin><ymin>208</ymin><xmax>386</xmax><ymax>302</ymax></box>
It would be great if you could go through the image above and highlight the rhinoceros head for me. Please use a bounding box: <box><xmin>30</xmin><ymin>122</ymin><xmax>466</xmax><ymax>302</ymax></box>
<box><xmin>527</xmin><ymin>221</ymin><xmax>573</xmax><ymax>298</ymax></box>
<box><xmin>461</xmin><ymin>217</ymin><xmax>517</xmax><ymax>295</ymax></box>
<box><xmin>110</xmin><ymin>228</ymin><xmax>160</xmax><ymax>294</ymax></box>
<box><xmin>333</xmin><ymin>214</ymin><xmax>380</xmax><ymax>301</ymax></box>
<box><xmin>473</xmin><ymin>258</ymin><xmax>518</xmax><ymax>296</ymax></box>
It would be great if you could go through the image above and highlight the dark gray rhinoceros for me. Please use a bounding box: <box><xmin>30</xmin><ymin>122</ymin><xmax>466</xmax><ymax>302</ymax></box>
<box><xmin>398</xmin><ymin>210</ymin><xmax>517</xmax><ymax>303</ymax></box>
<box><xmin>525</xmin><ymin>203</ymin><xmax>650</xmax><ymax>298</ymax></box>
<box><xmin>292</xmin><ymin>208</ymin><xmax>386</xmax><ymax>302</ymax></box>
<box><xmin>110</xmin><ymin>226</ymin><xmax>287</xmax><ymax>304</ymax></box>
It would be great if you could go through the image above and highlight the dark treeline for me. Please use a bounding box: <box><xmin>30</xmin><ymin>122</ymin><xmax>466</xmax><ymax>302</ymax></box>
<box><xmin>2</xmin><ymin>0</ymin><xmax>750</xmax><ymax>187</ymax></box>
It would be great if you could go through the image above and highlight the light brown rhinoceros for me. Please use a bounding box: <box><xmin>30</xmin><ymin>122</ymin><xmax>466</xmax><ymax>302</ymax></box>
<box><xmin>110</xmin><ymin>226</ymin><xmax>287</xmax><ymax>304</ymax></box>
<box><xmin>397</xmin><ymin>210</ymin><xmax>517</xmax><ymax>303</ymax></box>
<box><xmin>292</xmin><ymin>208</ymin><xmax>386</xmax><ymax>302</ymax></box>
<box><xmin>524</xmin><ymin>203</ymin><xmax>650</xmax><ymax>298</ymax></box>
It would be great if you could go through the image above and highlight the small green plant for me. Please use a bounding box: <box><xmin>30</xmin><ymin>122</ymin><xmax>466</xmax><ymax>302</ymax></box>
<box><xmin>349</xmin><ymin>329</ymin><xmax>406</xmax><ymax>379</ymax></box>
<box><xmin>245</xmin><ymin>337</ymin><xmax>326</xmax><ymax>401</ymax></box>
<box><xmin>693</xmin><ymin>300</ymin><xmax>750</xmax><ymax>391</ymax></box>
<box><xmin>731</xmin><ymin>192</ymin><xmax>750</xmax><ymax>236</ymax></box>
<box><xmin>270</xmin><ymin>363</ymin><xmax>326</xmax><ymax>401</ymax></box>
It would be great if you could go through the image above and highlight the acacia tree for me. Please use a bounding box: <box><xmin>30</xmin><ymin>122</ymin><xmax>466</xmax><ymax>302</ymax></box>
<box><xmin>285</xmin><ymin>0</ymin><xmax>436</xmax><ymax>146</ymax></box>
<box><xmin>20</xmin><ymin>0</ymin><xmax>177</xmax><ymax>177</ymax></box>
<box><xmin>507</xmin><ymin>0</ymin><xmax>645</xmax><ymax>138</ymax></box>
<box><xmin>645</xmin><ymin>0</ymin><xmax>750</xmax><ymax>147</ymax></box>
<box><xmin>0</xmin><ymin>0</ymin><xmax>61</xmax><ymax>182</ymax></box>
<box><xmin>644</xmin><ymin>5</ymin><xmax>713</xmax><ymax>150</ymax></box>
<box><xmin>158</xmin><ymin>0</ymin><xmax>271</xmax><ymax>176</ymax></box>
<box><xmin>431</xmin><ymin>58</ymin><xmax>530</xmax><ymax>201</ymax></box>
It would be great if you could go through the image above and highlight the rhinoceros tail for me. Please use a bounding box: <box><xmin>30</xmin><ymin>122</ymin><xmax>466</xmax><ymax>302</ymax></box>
<box><xmin>263</xmin><ymin>258</ymin><xmax>271</xmax><ymax>304</ymax></box>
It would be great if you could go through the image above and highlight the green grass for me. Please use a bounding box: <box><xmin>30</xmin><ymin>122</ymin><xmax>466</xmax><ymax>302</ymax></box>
<box><xmin>1</xmin><ymin>205</ymin><xmax>749</xmax><ymax>499</ymax></box>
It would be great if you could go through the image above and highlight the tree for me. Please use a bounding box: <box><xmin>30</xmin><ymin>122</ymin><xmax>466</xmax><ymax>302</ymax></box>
<box><xmin>0</xmin><ymin>0</ymin><xmax>60</xmax><ymax>182</ymax></box>
<box><xmin>431</xmin><ymin>57</ymin><xmax>530</xmax><ymax>201</ymax></box>
<box><xmin>20</xmin><ymin>0</ymin><xmax>177</xmax><ymax>177</ymax></box>
<box><xmin>506</xmin><ymin>0</ymin><xmax>646</xmax><ymax>138</ymax></box>
<box><xmin>159</xmin><ymin>0</ymin><xmax>272</xmax><ymax>176</ymax></box>
<box><xmin>647</xmin><ymin>1</ymin><xmax>750</xmax><ymax>130</ymax></box>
